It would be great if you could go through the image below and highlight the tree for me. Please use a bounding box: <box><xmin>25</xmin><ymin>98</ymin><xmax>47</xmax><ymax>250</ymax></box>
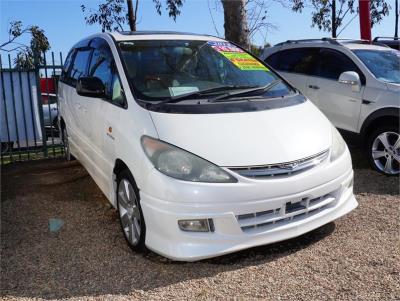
<box><xmin>291</xmin><ymin>0</ymin><xmax>390</xmax><ymax>38</ymax></box>
<box><xmin>217</xmin><ymin>0</ymin><xmax>283</xmax><ymax>50</ymax></box>
<box><xmin>81</xmin><ymin>0</ymin><xmax>184</xmax><ymax>32</ymax></box>
<box><xmin>0</xmin><ymin>21</ymin><xmax>50</xmax><ymax>68</ymax></box>
<box><xmin>221</xmin><ymin>0</ymin><xmax>250</xmax><ymax>49</ymax></box>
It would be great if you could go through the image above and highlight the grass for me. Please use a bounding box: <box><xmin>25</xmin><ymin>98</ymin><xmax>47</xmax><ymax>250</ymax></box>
<box><xmin>1</xmin><ymin>145</ymin><xmax>64</xmax><ymax>165</ymax></box>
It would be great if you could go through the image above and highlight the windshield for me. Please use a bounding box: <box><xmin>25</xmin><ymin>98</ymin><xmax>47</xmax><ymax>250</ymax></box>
<box><xmin>353</xmin><ymin>49</ymin><xmax>400</xmax><ymax>84</ymax></box>
<box><xmin>118</xmin><ymin>40</ymin><xmax>294</xmax><ymax>101</ymax></box>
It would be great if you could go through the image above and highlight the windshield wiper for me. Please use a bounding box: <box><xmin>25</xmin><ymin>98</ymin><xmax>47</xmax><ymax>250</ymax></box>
<box><xmin>158</xmin><ymin>85</ymin><xmax>258</xmax><ymax>104</ymax></box>
<box><xmin>208</xmin><ymin>79</ymin><xmax>283</xmax><ymax>103</ymax></box>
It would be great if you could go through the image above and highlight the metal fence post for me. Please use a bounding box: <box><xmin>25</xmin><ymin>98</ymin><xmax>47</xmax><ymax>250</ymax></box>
<box><xmin>33</xmin><ymin>51</ymin><xmax>47</xmax><ymax>157</ymax></box>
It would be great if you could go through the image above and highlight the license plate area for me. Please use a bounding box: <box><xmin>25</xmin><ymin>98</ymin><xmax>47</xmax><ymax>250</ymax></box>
<box><xmin>285</xmin><ymin>200</ymin><xmax>306</xmax><ymax>214</ymax></box>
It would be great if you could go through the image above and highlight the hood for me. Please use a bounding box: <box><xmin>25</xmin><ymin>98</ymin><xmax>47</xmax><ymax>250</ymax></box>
<box><xmin>149</xmin><ymin>100</ymin><xmax>332</xmax><ymax>167</ymax></box>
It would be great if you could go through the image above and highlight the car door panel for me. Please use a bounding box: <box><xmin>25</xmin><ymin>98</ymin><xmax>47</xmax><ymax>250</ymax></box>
<box><xmin>307</xmin><ymin>76</ymin><xmax>364</xmax><ymax>131</ymax></box>
<box><xmin>306</xmin><ymin>48</ymin><xmax>364</xmax><ymax>132</ymax></box>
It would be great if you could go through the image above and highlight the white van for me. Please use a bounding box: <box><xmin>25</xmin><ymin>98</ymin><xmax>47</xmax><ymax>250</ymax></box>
<box><xmin>58</xmin><ymin>31</ymin><xmax>357</xmax><ymax>261</ymax></box>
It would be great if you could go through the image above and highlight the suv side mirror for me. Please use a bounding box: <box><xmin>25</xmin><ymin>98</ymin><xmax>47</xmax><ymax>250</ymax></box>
<box><xmin>76</xmin><ymin>77</ymin><xmax>105</xmax><ymax>98</ymax></box>
<box><xmin>338</xmin><ymin>71</ymin><xmax>361</xmax><ymax>92</ymax></box>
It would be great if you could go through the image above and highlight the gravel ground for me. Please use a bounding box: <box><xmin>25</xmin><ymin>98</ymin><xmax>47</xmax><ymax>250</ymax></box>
<box><xmin>1</xmin><ymin>145</ymin><xmax>399</xmax><ymax>300</ymax></box>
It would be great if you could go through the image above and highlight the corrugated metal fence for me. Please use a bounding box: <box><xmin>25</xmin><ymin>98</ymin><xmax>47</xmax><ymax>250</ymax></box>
<box><xmin>0</xmin><ymin>52</ymin><xmax>65</xmax><ymax>164</ymax></box>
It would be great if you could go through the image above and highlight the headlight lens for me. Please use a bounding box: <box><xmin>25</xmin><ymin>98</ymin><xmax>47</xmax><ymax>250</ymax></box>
<box><xmin>141</xmin><ymin>136</ymin><xmax>237</xmax><ymax>183</ymax></box>
<box><xmin>330</xmin><ymin>126</ymin><xmax>346</xmax><ymax>162</ymax></box>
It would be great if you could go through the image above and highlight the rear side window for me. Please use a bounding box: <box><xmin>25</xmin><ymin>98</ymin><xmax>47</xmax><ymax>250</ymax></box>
<box><xmin>69</xmin><ymin>49</ymin><xmax>92</xmax><ymax>86</ymax></box>
<box><xmin>265</xmin><ymin>48</ymin><xmax>318</xmax><ymax>75</ymax></box>
<box><xmin>316</xmin><ymin>49</ymin><xmax>364</xmax><ymax>82</ymax></box>
<box><xmin>60</xmin><ymin>49</ymin><xmax>75</xmax><ymax>83</ymax></box>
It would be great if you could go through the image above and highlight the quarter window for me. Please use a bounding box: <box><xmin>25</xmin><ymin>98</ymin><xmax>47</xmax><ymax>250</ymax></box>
<box><xmin>88</xmin><ymin>40</ymin><xmax>126</xmax><ymax>107</ymax></box>
<box><xmin>89</xmin><ymin>49</ymin><xmax>113</xmax><ymax>98</ymax></box>
<box><xmin>60</xmin><ymin>49</ymin><xmax>75</xmax><ymax>82</ymax></box>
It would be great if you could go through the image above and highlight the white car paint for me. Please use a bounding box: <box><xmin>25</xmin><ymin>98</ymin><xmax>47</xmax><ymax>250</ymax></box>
<box><xmin>59</xmin><ymin>32</ymin><xmax>357</xmax><ymax>261</ymax></box>
<box><xmin>261</xmin><ymin>42</ymin><xmax>400</xmax><ymax>134</ymax></box>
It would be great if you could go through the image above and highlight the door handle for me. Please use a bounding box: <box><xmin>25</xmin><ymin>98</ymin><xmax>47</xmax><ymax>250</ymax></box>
<box><xmin>308</xmin><ymin>85</ymin><xmax>320</xmax><ymax>90</ymax></box>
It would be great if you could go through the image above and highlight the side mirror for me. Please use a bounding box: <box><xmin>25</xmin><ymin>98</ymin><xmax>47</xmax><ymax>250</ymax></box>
<box><xmin>338</xmin><ymin>71</ymin><xmax>361</xmax><ymax>92</ymax></box>
<box><xmin>76</xmin><ymin>77</ymin><xmax>105</xmax><ymax>98</ymax></box>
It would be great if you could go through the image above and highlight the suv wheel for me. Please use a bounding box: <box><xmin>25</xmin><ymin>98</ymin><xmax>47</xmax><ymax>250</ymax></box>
<box><xmin>367</xmin><ymin>126</ymin><xmax>399</xmax><ymax>176</ymax></box>
<box><xmin>116</xmin><ymin>169</ymin><xmax>146</xmax><ymax>252</ymax></box>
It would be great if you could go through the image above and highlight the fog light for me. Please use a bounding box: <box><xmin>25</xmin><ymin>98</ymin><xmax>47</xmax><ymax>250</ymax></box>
<box><xmin>178</xmin><ymin>219</ymin><xmax>213</xmax><ymax>232</ymax></box>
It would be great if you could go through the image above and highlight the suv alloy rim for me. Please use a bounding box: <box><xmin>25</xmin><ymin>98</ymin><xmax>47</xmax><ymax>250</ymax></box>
<box><xmin>372</xmin><ymin>131</ymin><xmax>400</xmax><ymax>175</ymax></box>
<box><xmin>117</xmin><ymin>179</ymin><xmax>141</xmax><ymax>245</ymax></box>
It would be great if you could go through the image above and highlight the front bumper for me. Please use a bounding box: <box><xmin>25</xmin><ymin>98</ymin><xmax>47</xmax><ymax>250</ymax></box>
<box><xmin>140</xmin><ymin>149</ymin><xmax>357</xmax><ymax>261</ymax></box>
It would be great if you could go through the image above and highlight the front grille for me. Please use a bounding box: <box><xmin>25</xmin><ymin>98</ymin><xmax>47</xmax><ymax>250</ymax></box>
<box><xmin>236</xmin><ymin>191</ymin><xmax>337</xmax><ymax>234</ymax></box>
<box><xmin>229</xmin><ymin>150</ymin><xmax>329</xmax><ymax>178</ymax></box>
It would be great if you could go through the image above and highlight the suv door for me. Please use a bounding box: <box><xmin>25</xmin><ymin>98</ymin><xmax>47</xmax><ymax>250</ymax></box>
<box><xmin>264</xmin><ymin>47</ymin><xmax>318</xmax><ymax>96</ymax></box>
<box><xmin>307</xmin><ymin>48</ymin><xmax>365</xmax><ymax>132</ymax></box>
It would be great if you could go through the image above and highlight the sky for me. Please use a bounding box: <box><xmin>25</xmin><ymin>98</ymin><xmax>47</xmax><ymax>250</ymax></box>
<box><xmin>0</xmin><ymin>0</ymin><xmax>398</xmax><ymax>64</ymax></box>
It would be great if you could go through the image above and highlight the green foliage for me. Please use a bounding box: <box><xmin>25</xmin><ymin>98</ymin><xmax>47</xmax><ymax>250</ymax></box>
<box><xmin>0</xmin><ymin>21</ymin><xmax>50</xmax><ymax>69</ymax></box>
<box><xmin>81</xmin><ymin>0</ymin><xmax>126</xmax><ymax>32</ymax></box>
<box><xmin>153</xmin><ymin>0</ymin><xmax>184</xmax><ymax>20</ymax></box>
<box><xmin>81</xmin><ymin>0</ymin><xmax>185</xmax><ymax>32</ymax></box>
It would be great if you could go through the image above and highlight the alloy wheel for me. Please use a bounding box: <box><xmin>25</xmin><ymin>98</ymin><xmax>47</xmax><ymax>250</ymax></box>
<box><xmin>117</xmin><ymin>178</ymin><xmax>142</xmax><ymax>246</ymax></box>
<box><xmin>371</xmin><ymin>131</ymin><xmax>400</xmax><ymax>175</ymax></box>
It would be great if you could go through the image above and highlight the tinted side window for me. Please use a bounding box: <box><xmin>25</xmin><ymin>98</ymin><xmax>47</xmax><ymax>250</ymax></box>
<box><xmin>269</xmin><ymin>48</ymin><xmax>318</xmax><ymax>75</ymax></box>
<box><xmin>88</xmin><ymin>40</ymin><xmax>126</xmax><ymax>107</ymax></box>
<box><xmin>60</xmin><ymin>49</ymin><xmax>75</xmax><ymax>82</ymax></box>
<box><xmin>317</xmin><ymin>49</ymin><xmax>364</xmax><ymax>82</ymax></box>
<box><xmin>264</xmin><ymin>52</ymin><xmax>280</xmax><ymax>70</ymax></box>
<box><xmin>70</xmin><ymin>49</ymin><xmax>91</xmax><ymax>85</ymax></box>
<box><xmin>89</xmin><ymin>49</ymin><xmax>113</xmax><ymax>98</ymax></box>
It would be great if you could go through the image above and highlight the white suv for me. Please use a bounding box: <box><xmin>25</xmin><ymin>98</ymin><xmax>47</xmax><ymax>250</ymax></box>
<box><xmin>261</xmin><ymin>39</ymin><xmax>400</xmax><ymax>176</ymax></box>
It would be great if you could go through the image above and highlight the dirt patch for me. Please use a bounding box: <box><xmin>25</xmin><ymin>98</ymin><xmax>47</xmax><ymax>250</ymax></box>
<box><xmin>1</xmin><ymin>149</ymin><xmax>399</xmax><ymax>300</ymax></box>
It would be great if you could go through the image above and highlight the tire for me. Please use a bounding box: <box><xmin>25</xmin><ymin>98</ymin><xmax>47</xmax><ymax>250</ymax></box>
<box><xmin>62</xmin><ymin>126</ymin><xmax>75</xmax><ymax>161</ymax></box>
<box><xmin>116</xmin><ymin>169</ymin><xmax>147</xmax><ymax>252</ymax></box>
<box><xmin>366</xmin><ymin>125</ymin><xmax>399</xmax><ymax>176</ymax></box>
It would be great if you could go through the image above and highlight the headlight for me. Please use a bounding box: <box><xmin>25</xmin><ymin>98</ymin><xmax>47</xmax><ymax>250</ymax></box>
<box><xmin>330</xmin><ymin>125</ymin><xmax>346</xmax><ymax>162</ymax></box>
<box><xmin>141</xmin><ymin>136</ymin><xmax>237</xmax><ymax>183</ymax></box>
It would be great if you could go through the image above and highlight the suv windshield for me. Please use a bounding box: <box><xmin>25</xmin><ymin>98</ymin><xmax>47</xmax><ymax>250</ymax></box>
<box><xmin>353</xmin><ymin>49</ymin><xmax>400</xmax><ymax>84</ymax></box>
<box><xmin>118</xmin><ymin>40</ymin><xmax>294</xmax><ymax>101</ymax></box>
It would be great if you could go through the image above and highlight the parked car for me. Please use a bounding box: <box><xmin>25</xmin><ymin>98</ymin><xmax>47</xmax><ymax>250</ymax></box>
<box><xmin>373</xmin><ymin>37</ymin><xmax>400</xmax><ymax>50</ymax></box>
<box><xmin>58</xmin><ymin>32</ymin><xmax>357</xmax><ymax>261</ymax></box>
<box><xmin>42</xmin><ymin>93</ymin><xmax>59</xmax><ymax>129</ymax></box>
<box><xmin>261</xmin><ymin>38</ymin><xmax>400</xmax><ymax>176</ymax></box>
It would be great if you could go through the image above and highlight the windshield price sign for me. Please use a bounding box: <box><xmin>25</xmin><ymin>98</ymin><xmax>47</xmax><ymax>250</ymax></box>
<box><xmin>208</xmin><ymin>41</ymin><xmax>269</xmax><ymax>71</ymax></box>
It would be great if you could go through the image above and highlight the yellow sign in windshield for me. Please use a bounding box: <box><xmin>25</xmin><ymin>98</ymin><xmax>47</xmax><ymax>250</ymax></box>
<box><xmin>208</xmin><ymin>41</ymin><xmax>269</xmax><ymax>71</ymax></box>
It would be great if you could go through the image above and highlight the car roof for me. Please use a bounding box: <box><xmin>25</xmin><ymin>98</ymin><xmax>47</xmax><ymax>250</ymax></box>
<box><xmin>109</xmin><ymin>31</ymin><xmax>224</xmax><ymax>42</ymax></box>
<box><xmin>271</xmin><ymin>38</ymin><xmax>391</xmax><ymax>51</ymax></box>
<box><xmin>342</xmin><ymin>42</ymin><xmax>392</xmax><ymax>51</ymax></box>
